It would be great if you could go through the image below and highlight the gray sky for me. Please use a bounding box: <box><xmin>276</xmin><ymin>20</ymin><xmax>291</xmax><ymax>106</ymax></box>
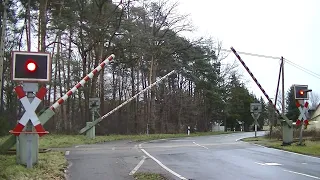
<box><xmin>177</xmin><ymin>0</ymin><xmax>320</xmax><ymax>103</ymax></box>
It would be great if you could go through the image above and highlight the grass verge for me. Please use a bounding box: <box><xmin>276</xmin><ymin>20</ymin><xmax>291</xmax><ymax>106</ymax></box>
<box><xmin>242</xmin><ymin>136</ymin><xmax>320</xmax><ymax>157</ymax></box>
<box><xmin>1</xmin><ymin>131</ymin><xmax>231</xmax><ymax>149</ymax></box>
<box><xmin>133</xmin><ymin>172</ymin><xmax>167</xmax><ymax>180</ymax></box>
<box><xmin>0</xmin><ymin>151</ymin><xmax>67</xmax><ymax>180</ymax></box>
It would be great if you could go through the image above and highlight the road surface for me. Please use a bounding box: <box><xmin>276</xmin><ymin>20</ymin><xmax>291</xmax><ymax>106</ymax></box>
<box><xmin>64</xmin><ymin>132</ymin><xmax>320</xmax><ymax>180</ymax></box>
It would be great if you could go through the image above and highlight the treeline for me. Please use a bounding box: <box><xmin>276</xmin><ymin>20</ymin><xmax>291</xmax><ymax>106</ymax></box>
<box><xmin>0</xmin><ymin>0</ymin><xmax>275</xmax><ymax>135</ymax></box>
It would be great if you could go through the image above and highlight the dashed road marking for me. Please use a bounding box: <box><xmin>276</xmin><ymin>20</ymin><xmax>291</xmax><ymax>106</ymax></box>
<box><xmin>254</xmin><ymin>162</ymin><xmax>281</xmax><ymax>166</ymax></box>
<box><xmin>129</xmin><ymin>156</ymin><xmax>147</xmax><ymax>175</ymax></box>
<box><xmin>193</xmin><ymin>142</ymin><xmax>209</xmax><ymax>149</ymax></box>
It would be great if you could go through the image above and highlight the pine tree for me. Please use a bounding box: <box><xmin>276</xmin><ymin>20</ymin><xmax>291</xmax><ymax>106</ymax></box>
<box><xmin>286</xmin><ymin>85</ymin><xmax>300</xmax><ymax>121</ymax></box>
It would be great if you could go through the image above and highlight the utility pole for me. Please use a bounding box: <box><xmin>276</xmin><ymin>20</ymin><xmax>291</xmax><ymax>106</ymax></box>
<box><xmin>281</xmin><ymin>57</ymin><xmax>285</xmax><ymax>115</ymax></box>
<box><xmin>0</xmin><ymin>0</ymin><xmax>9</xmax><ymax>112</ymax></box>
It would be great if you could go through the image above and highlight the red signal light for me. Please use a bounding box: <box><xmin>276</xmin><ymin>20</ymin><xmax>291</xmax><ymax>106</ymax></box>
<box><xmin>26</xmin><ymin>60</ymin><xmax>36</xmax><ymax>72</ymax></box>
<box><xmin>299</xmin><ymin>90</ymin><xmax>304</xmax><ymax>95</ymax></box>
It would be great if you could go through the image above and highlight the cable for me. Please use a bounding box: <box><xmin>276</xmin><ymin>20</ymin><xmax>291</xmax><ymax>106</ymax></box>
<box><xmin>214</xmin><ymin>48</ymin><xmax>281</xmax><ymax>60</ymax></box>
<box><xmin>284</xmin><ymin>58</ymin><xmax>320</xmax><ymax>78</ymax></box>
<box><xmin>284</xmin><ymin>61</ymin><xmax>320</xmax><ymax>79</ymax></box>
<box><xmin>218</xmin><ymin>48</ymin><xmax>320</xmax><ymax>79</ymax></box>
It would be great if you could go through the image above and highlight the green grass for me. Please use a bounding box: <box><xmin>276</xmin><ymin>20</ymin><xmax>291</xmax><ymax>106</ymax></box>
<box><xmin>133</xmin><ymin>172</ymin><xmax>167</xmax><ymax>180</ymax></box>
<box><xmin>242</xmin><ymin>136</ymin><xmax>320</xmax><ymax>157</ymax></box>
<box><xmin>0</xmin><ymin>151</ymin><xmax>67</xmax><ymax>180</ymax></box>
<box><xmin>1</xmin><ymin>131</ymin><xmax>231</xmax><ymax>149</ymax></box>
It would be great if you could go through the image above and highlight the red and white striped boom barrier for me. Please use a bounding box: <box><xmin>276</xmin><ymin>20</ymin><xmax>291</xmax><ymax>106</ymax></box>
<box><xmin>50</xmin><ymin>54</ymin><xmax>115</xmax><ymax>111</ymax></box>
<box><xmin>230</xmin><ymin>47</ymin><xmax>292</xmax><ymax>126</ymax></box>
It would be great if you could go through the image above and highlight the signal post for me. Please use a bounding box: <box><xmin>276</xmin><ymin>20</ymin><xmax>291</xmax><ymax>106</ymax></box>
<box><xmin>250</xmin><ymin>103</ymin><xmax>262</xmax><ymax>138</ymax></box>
<box><xmin>10</xmin><ymin>51</ymin><xmax>51</xmax><ymax>168</ymax></box>
<box><xmin>294</xmin><ymin>84</ymin><xmax>312</xmax><ymax>145</ymax></box>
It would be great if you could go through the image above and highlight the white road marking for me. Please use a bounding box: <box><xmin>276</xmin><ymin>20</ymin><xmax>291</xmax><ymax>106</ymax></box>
<box><xmin>139</xmin><ymin>142</ymin><xmax>239</xmax><ymax>149</ymax></box>
<box><xmin>170</xmin><ymin>140</ymin><xmax>194</xmax><ymax>142</ymax></box>
<box><xmin>140</xmin><ymin>149</ymin><xmax>187</xmax><ymax>180</ymax></box>
<box><xmin>129</xmin><ymin>156</ymin><xmax>147</xmax><ymax>175</ymax></box>
<box><xmin>283</xmin><ymin>169</ymin><xmax>320</xmax><ymax>179</ymax></box>
<box><xmin>302</xmin><ymin>162</ymin><xmax>308</xmax><ymax>165</ymax></box>
<box><xmin>65</xmin><ymin>151</ymin><xmax>70</xmax><ymax>156</ymax></box>
<box><xmin>265</xmin><ymin>163</ymin><xmax>281</xmax><ymax>166</ymax></box>
<box><xmin>138</xmin><ymin>142</ymin><xmax>147</xmax><ymax>148</ymax></box>
<box><xmin>254</xmin><ymin>162</ymin><xmax>281</xmax><ymax>166</ymax></box>
<box><xmin>112</xmin><ymin>147</ymin><xmax>115</xmax><ymax>150</ymax></box>
<box><xmin>193</xmin><ymin>142</ymin><xmax>209</xmax><ymax>149</ymax></box>
<box><xmin>239</xmin><ymin>137</ymin><xmax>320</xmax><ymax>160</ymax></box>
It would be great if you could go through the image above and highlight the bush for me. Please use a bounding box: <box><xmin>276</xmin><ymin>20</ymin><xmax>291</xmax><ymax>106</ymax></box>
<box><xmin>0</xmin><ymin>116</ymin><xmax>10</xmax><ymax>136</ymax></box>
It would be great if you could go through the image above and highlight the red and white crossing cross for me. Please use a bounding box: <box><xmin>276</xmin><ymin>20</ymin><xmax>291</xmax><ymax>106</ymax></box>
<box><xmin>295</xmin><ymin>101</ymin><xmax>309</xmax><ymax>126</ymax></box>
<box><xmin>11</xmin><ymin>86</ymin><xmax>47</xmax><ymax>136</ymax></box>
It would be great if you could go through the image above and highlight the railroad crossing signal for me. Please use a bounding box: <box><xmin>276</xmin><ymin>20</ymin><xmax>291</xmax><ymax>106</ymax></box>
<box><xmin>294</xmin><ymin>85</ymin><xmax>311</xmax><ymax>100</ymax></box>
<box><xmin>295</xmin><ymin>101</ymin><xmax>309</xmax><ymax>127</ymax></box>
<box><xmin>10</xmin><ymin>86</ymin><xmax>48</xmax><ymax>136</ymax></box>
<box><xmin>12</xmin><ymin>51</ymin><xmax>51</xmax><ymax>82</ymax></box>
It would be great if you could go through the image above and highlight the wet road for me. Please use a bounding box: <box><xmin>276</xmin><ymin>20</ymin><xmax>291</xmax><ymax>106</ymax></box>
<box><xmin>64</xmin><ymin>132</ymin><xmax>320</xmax><ymax>180</ymax></box>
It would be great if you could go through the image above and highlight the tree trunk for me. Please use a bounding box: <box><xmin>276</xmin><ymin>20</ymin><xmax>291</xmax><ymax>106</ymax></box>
<box><xmin>67</xmin><ymin>27</ymin><xmax>72</xmax><ymax>132</ymax></box>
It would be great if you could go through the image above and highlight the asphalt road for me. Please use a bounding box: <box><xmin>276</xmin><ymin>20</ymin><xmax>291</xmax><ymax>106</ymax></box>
<box><xmin>64</xmin><ymin>132</ymin><xmax>320</xmax><ymax>180</ymax></box>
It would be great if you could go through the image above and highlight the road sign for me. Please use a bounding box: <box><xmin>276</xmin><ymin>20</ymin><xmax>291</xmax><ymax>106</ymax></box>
<box><xmin>10</xmin><ymin>86</ymin><xmax>47</xmax><ymax>136</ymax></box>
<box><xmin>295</xmin><ymin>100</ymin><xmax>309</xmax><ymax>126</ymax></box>
<box><xmin>294</xmin><ymin>84</ymin><xmax>309</xmax><ymax>100</ymax></box>
<box><xmin>89</xmin><ymin>97</ymin><xmax>100</xmax><ymax>110</ymax></box>
<box><xmin>250</xmin><ymin>103</ymin><xmax>262</xmax><ymax>113</ymax></box>
<box><xmin>12</xmin><ymin>51</ymin><xmax>51</xmax><ymax>82</ymax></box>
<box><xmin>251</xmin><ymin>113</ymin><xmax>260</xmax><ymax>122</ymax></box>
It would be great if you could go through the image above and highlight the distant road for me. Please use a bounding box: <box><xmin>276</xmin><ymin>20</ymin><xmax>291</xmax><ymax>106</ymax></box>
<box><xmin>64</xmin><ymin>132</ymin><xmax>320</xmax><ymax>180</ymax></box>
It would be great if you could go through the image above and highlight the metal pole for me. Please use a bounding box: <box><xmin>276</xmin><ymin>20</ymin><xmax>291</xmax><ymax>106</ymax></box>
<box><xmin>254</xmin><ymin>120</ymin><xmax>257</xmax><ymax>138</ymax></box>
<box><xmin>26</xmin><ymin>91</ymin><xmax>35</xmax><ymax>169</ymax></box>
<box><xmin>92</xmin><ymin>110</ymin><xmax>95</xmax><ymax>122</ymax></box>
<box><xmin>275</xmin><ymin>61</ymin><xmax>283</xmax><ymax>111</ymax></box>
<box><xmin>281</xmin><ymin>57</ymin><xmax>285</xmax><ymax>115</ymax></box>
<box><xmin>0</xmin><ymin>0</ymin><xmax>9</xmax><ymax>112</ymax></box>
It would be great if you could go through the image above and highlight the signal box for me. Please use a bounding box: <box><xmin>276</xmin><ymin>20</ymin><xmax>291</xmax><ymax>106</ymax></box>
<box><xmin>294</xmin><ymin>84</ymin><xmax>309</xmax><ymax>100</ymax></box>
<box><xmin>12</xmin><ymin>51</ymin><xmax>51</xmax><ymax>82</ymax></box>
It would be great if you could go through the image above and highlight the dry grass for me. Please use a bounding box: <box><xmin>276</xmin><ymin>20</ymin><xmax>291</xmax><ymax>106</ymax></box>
<box><xmin>134</xmin><ymin>172</ymin><xmax>167</xmax><ymax>180</ymax></box>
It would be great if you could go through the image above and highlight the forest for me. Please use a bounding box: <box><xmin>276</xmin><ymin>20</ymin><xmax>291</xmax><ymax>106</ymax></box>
<box><xmin>0</xmin><ymin>0</ymin><xmax>294</xmax><ymax>136</ymax></box>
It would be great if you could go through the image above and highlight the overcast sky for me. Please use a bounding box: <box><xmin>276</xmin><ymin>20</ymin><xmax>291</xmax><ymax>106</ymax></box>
<box><xmin>176</xmin><ymin>0</ymin><xmax>320</xmax><ymax>103</ymax></box>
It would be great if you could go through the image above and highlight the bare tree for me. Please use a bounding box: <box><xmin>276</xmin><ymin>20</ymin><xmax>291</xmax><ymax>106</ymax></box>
<box><xmin>309</xmin><ymin>92</ymin><xmax>320</xmax><ymax>109</ymax></box>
